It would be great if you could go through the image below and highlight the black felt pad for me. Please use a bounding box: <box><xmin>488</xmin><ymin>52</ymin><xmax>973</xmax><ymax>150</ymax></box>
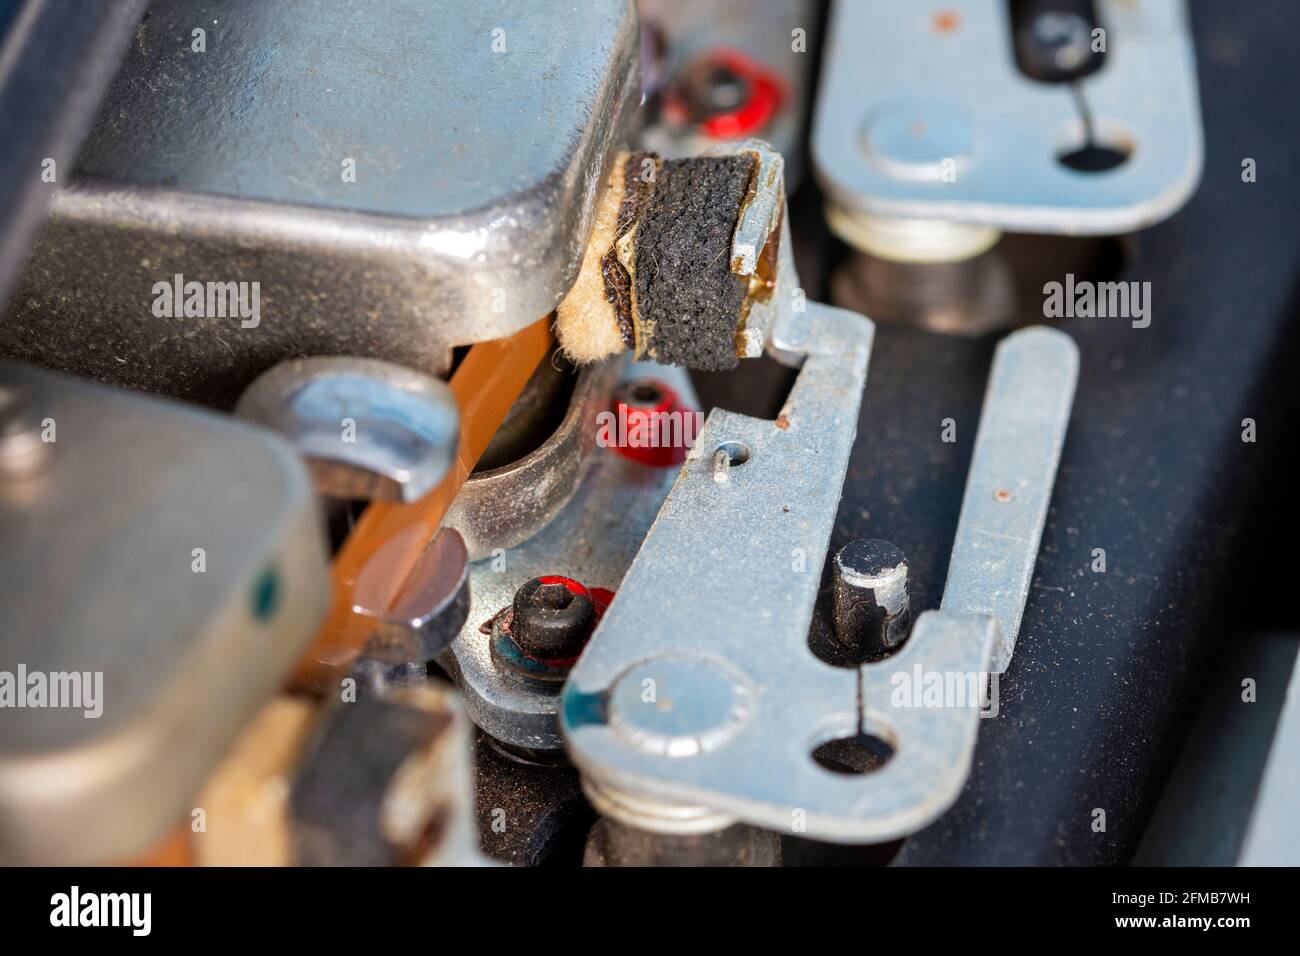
<box><xmin>634</xmin><ymin>155</ymin><xmax>756</xmax><ymax>370</ymax></box>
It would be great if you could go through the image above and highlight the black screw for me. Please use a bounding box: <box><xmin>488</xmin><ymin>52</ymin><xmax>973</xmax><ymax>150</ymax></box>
<box><xmin>510</xmin><ymin>578</ymin><xmax>595</xmax><ymax>662</ymax></box>
<box><xmin>831</xmin><ymin>539</ymin><xmax>910</xmax><ymax>657</ymax></box>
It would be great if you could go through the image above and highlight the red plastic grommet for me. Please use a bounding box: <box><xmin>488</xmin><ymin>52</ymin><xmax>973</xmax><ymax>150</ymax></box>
<box><xmin>697</xmin><ymin>49</ymin><xmax>783</xmax><ymax>140</ymax></box>
<box><xmin>662</xmin><ymin>48</ymin><xmax>784</xmax><ymax>141</ymax></box>
<box><xmin>589</xmin><ymin>587</ymin><xmax>615</xmax><ymax>618</ymax></box>
<box><xmin>607</xmin><ymin>379</ymin><xmax>695</xmax><ymax>468</ymax></box>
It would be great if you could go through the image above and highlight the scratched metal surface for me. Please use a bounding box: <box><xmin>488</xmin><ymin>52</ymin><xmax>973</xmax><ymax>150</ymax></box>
<box><xmin>77</xmin><ymin>0</ymin><xmax>632</xmax><ymax>219</ymax></box>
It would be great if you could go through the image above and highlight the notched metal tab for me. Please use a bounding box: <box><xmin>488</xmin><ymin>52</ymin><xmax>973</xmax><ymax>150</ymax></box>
<box><xmin>704</xmin><ymin>138</ymin><xmax>786</xmax><ymax>358</ymax></box>
<box><xmin>711</xmin><ymin>139</ymin><xmax>785</xmax><ymax>278</ymax></box>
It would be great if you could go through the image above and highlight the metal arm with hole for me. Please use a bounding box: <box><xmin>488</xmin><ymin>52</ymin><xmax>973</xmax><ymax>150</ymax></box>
<box><xmin>564</xmin><ymin>308</ymin><xmax>1078</xmax><ymax>840</ymax></box>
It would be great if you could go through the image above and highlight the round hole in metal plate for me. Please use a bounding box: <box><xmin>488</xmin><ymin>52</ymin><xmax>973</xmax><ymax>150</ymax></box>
<box><xmin>811</xmin><ymin>726</ymin><xmax>896</xmax><ymax>775</ymax></box>
<box><xmin>715</xmin><ymin>440</ymin><xmax>751</xmax><ymax>466</ymax></box>
<box><xmin>1054</xmin><ymin>115</ymin><xmax>1134</xmax><ymax>174</ymax></box>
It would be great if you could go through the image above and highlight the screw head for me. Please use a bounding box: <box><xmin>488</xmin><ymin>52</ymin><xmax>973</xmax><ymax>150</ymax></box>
<box><xmin>510</xmin><ymin>576</ymin><xmax>596</xmax><ymax>663</ymax></box>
